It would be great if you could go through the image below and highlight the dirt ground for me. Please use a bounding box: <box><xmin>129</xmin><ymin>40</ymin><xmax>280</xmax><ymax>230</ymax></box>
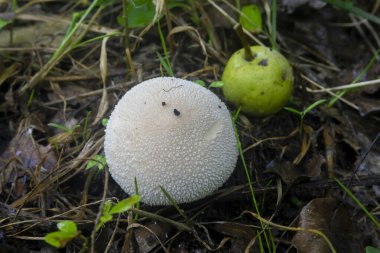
<box><xmin>0</xmin><ymin>0</ymin><xmax>380</xmax><ymax>252</ymax></box>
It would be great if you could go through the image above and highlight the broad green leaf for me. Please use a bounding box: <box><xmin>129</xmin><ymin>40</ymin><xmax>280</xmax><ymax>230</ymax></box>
<box><xmin>44</xmin><ymin>221</ymin><xmax>78</xmax><ymax>249</ymax></box>
<box><xmin>366</xmin><ymin>246</ymin><xmax>380</xmax><ymax>253</ymax></box>
<box><xmin>44</xmin><ymin>231</ymin><xmax>69</xmax><ymax>248</ymax></box>
<box><xmin>0</xmin><ymin>19</ymin><xmax>11</xmax><ymax>31</ymax></box>
<box><xmin>57</xmin><ymin>220</ymin><xmax>77</xmax><ymax>235</ymax></box>
<box><xmin>109</xmin><ymin>195</ymin><xmax>140</xmax><ymax>214</ymax></box>
<box><xmin>121</xmin><ymin>0</ymin><xmax>156</xmax><ymax>28</ymax></box>
<box><xmin>239</xmin><ymin>4</ymin><xmax>262</xmax><ymax>33</ymax></box>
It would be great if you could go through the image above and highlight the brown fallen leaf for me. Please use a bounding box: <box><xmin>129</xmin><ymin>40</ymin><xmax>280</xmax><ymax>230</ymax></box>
<box><xmin>134</xmin><ymin>221</ymin><xmax>172</xmax><ymax>253</ymax></box>
<box><xmin>353</xmin><ymin>95</ymin><xmax>380</xmax><ymax>116</ymax></box>
<box><xmin>265</xmin><ymin>153</ymin><xmax>324</xmax><ymax>185</ymax></box>
<box><xmin>209</xmin><ymin>221</ymin><xmax>257</xmax><ymax>253</ymax></box>
<box><xmin>0</xmin><ymin>128</ymin><xmax>57</xmax><ymax>197</ymax></box>
<box><xmin>293</xmin><ymin>197</ymin><xmax>363</xmax><ymax>253</ymax></box>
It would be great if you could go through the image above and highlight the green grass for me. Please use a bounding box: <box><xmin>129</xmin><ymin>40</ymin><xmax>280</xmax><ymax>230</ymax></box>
<box><xmin>322</xmin><ymin>0</ymin><xmax>380</xmax><ymax>25</ymax></box>
<box><xmin>335</xmin><ymin>178</ymin><xmax>380</xmax><ymax>228</ymax></box>
<box><xmin>232</xmin><ymin>108</ymin><xmax>276</xmax><ymax>252</ymax></box>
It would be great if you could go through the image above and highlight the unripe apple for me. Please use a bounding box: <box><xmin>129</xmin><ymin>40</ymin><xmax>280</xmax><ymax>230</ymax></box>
<box><xmin>222</xmin><ymin>45</ymin><xmax>294</xmax><ymax>117</ymax></box>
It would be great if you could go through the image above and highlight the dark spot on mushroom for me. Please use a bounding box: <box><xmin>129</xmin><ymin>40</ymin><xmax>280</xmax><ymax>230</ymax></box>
<box><xmin>144</xmin><ymin>101</ymin><xmax>146</xmax><ymax>105</ymax></box>
<box><xmin>174</xmin><ymin>109</ymin><xmax>181</xmax><ymax>116</ymax></box>
<box><xmin>218</xmin><ymin>105</ymin><xmax>221</xmax><ymax>108</ymax></box>
<box><xmin>258</xmin><ymin>59</ymin><xmax>268</xmax><ymax>66</ymax></box>
<box><xmin>162</xmin><ymin>101</ymin><xmax>166</xmax><ymax>106</ymax></box>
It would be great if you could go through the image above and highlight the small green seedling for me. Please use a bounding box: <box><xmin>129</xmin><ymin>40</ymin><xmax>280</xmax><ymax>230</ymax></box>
<box><xmin>284</xmin><ymin>99</ymin><xmax>326</xmax><ymax>130</ymax></box>
<box><xmin>44</xmin><ymin>221</ymin><xmax>84</xmax><ymax>248</ymax></box>
<box><xmin>48</xmin><ymin>122</ymin><xmax>81</xmax><ymax>147</ymax></box>
<box><xmin>86</xmin><ymin>155</ymin><xmax>106</xmax><ymax>171</ymax></box>
<box><xmin>101</xmin><ymin>118</ymin><xmax>109</xmax><ymax>127</ymax></box>
<box><xmin>48</xmin><ymin>122</ymin><xmax>80</xmax><ymax>133</ymax></box>
<box><xmin>96</xmin><ymin>195</ymin><xmax>140</xmax><ymax>231</ymax></box>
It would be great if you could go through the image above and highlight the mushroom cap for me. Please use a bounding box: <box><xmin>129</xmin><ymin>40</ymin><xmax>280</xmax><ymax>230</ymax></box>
<box><xmin>104</xmin><ymin>77</ymin><xmax>238</xmax><ymax>205</ymax></box>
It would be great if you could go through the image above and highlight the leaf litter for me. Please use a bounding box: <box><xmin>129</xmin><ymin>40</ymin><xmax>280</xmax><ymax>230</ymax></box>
<box><xmin>0</xmin><ymin>0</ymin><xmax>380</xmax><ymax>252</ymax></box>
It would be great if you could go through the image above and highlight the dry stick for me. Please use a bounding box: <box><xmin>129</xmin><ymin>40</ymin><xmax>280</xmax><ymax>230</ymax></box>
<box><xmin>171</xmin><ymin>16</ymin><xmax>226</xmax><ymax>64</ymax></box>
<box><xmin>323</xmin><ymin>126</ymin><xmax>335</xmax><ymax>197</ymax></box>
<box><xmin>207</xmin><ymin>0</ymin><xmax>264</xmax><ymax>47</ymax></box>
<box><xmin>234</xmin><ymin>24</ymin><xmax>254</xmax><ymax>61</ymax></box>
<box><xmin>6</xmin><ymin>200</ymin><xmax>104</xmax><ymax>236</ymax></box>
<box><xmin>350</xmin><ymin>14</ymin><xmax>378</xmax><ymax>57</ymax></box>
<box><xmin>15</xmin><ymin>13</ymin><xmax>118</xmax><ymax>35</ymax></box>
<box><xmin>302</xmin><ymin>74</ymin><xmax>360</xmax><ymax>111</ymax></box>
<box><xmin>18</xmin><ymin>4</ymin><xmax>105</xmax><ymax>94</ymax></box>
<box><xmin>345</xmin><ymin>132</ymin><xmax>380</xmax><ymax>193</ymax></box>
<box><xmin>91</xmin><ymin>166</ymin><xmax>110</xmax><ymax>253</ymax></box>
<box><xmin>307</xmin><ymin>77</ymin><xmax>380</xmax><ymax>92</ymax></box>
<box><xmin>131</xmin><ymin>208</ymin><xmax>192</xmax><ymax>232</ymax></box>
<box><xmin>242</xmin><ymin>211</ymin><xmax>337</xmax><ymax>253</ymax></box>
<box><xmin>104</xmin><ymin>213</ymin><xmax>121</xmax><ymax>253</ymax></box>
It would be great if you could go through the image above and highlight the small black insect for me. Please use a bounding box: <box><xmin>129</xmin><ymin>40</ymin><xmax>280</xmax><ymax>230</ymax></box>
<box><xmin>173</xmin><ymin>109</ymin><xmax>181</xmax><ymax>116</ymax></box>
<box><xmin>218</xmin><ymin>105</ymin><xmax>221</xmax><ymax>109</ymax></box>
<box><xmin>162</xmin><ymin>102</ymin><xmax>166</xmax><ymax>106</ymax></box>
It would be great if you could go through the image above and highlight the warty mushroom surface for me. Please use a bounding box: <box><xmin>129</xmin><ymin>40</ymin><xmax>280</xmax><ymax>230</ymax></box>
<box><xmin>104</xmin><ymin>77</ymin><xmax>238</xmax><ymax>205</ymax></box>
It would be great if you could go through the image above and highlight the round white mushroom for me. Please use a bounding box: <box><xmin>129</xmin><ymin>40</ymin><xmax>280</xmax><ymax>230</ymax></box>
<box><xmin>104</xmin><ymin>77</ymin><xmax>238</xmax><ymax>205</ymax></box>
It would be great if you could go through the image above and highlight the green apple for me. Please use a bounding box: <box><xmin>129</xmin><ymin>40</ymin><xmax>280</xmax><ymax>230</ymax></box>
<box><xmin>222</xmin><ymin>45</ymin><xmax>294</xmax><ymax>117</ymax></box>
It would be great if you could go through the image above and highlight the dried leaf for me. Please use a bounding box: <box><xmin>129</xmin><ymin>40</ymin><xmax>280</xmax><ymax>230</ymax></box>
<box><xmin>293</xmin><ymin>197</ymin><xmax>364</xmax><ymax>253</ymax></box>
<box><xmin>0</xmin><ymin>128</ymin><xmax>57</xmax><ymax>196</ymax></box>
<box><xmin>134</xmin><ymin>221</ymin><xmax>171</xmax><ymax>253</ymax></box>
<box><xmin>210</xmin><ymin>222</ymin><xmax>256</xmax><ymax>240</ymax></box>
<box><xmin>353</xmin><ymin>96</ymin><xmax>380</xmax><ymax>116</ymax></box>
<box><xmin>168</xmin><ymin>25</ymin><xmax>208</xmax><ymax>66</ymax></box>
<box><xmin>93</xmin><ymin>36</ymin><xmax>109</xmax><ymax>125</ymax></box>
<box><xmin>293</xmin><ymin>125</ymin><xmax>313</xmax><ymax>165</ymax></box>
<box><xmin>0</xmin><ymin>63</ymin><xmax>20</xmax><ymax>87</ymax></box>
<box><xmin>266</xmin><ymin>153</ymin><xmax>324</xmax><ymax>184</ymax></box>
<box><xmin>92</xmin><ymin>84</ymin><xmax>109</xmax><ymax>126</ymax></box>
<box><xmin>100</xmin><ymin>36</ymin><xmax>109</xmax><ymax>86</ymax></box>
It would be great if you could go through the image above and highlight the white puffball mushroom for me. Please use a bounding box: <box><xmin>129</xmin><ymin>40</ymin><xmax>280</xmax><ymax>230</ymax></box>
<box><xmin>104</xmin><ymin>77</ymin><xmax>238</xmax><ymax>205</ymax></box>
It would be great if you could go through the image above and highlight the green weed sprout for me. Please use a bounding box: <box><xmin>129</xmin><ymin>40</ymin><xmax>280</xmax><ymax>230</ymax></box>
<box><xmin>284</xmin><ymin>99</ymin><xmax>326</xmax><ymax>131</ymax></box>
<box><xmin>86</xmin><ymin>155</ymin><xmax>106</xmax><ymax>171</ymax></box>
<box><xmin>44</xmin><ymin>220</ymin><xmax>87</xmax><ymax>249</ymax></box>
<box><xmin>96</xmin><ymin>195</ymin><xmax>140</xmax><ymax>232</ymax></box>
